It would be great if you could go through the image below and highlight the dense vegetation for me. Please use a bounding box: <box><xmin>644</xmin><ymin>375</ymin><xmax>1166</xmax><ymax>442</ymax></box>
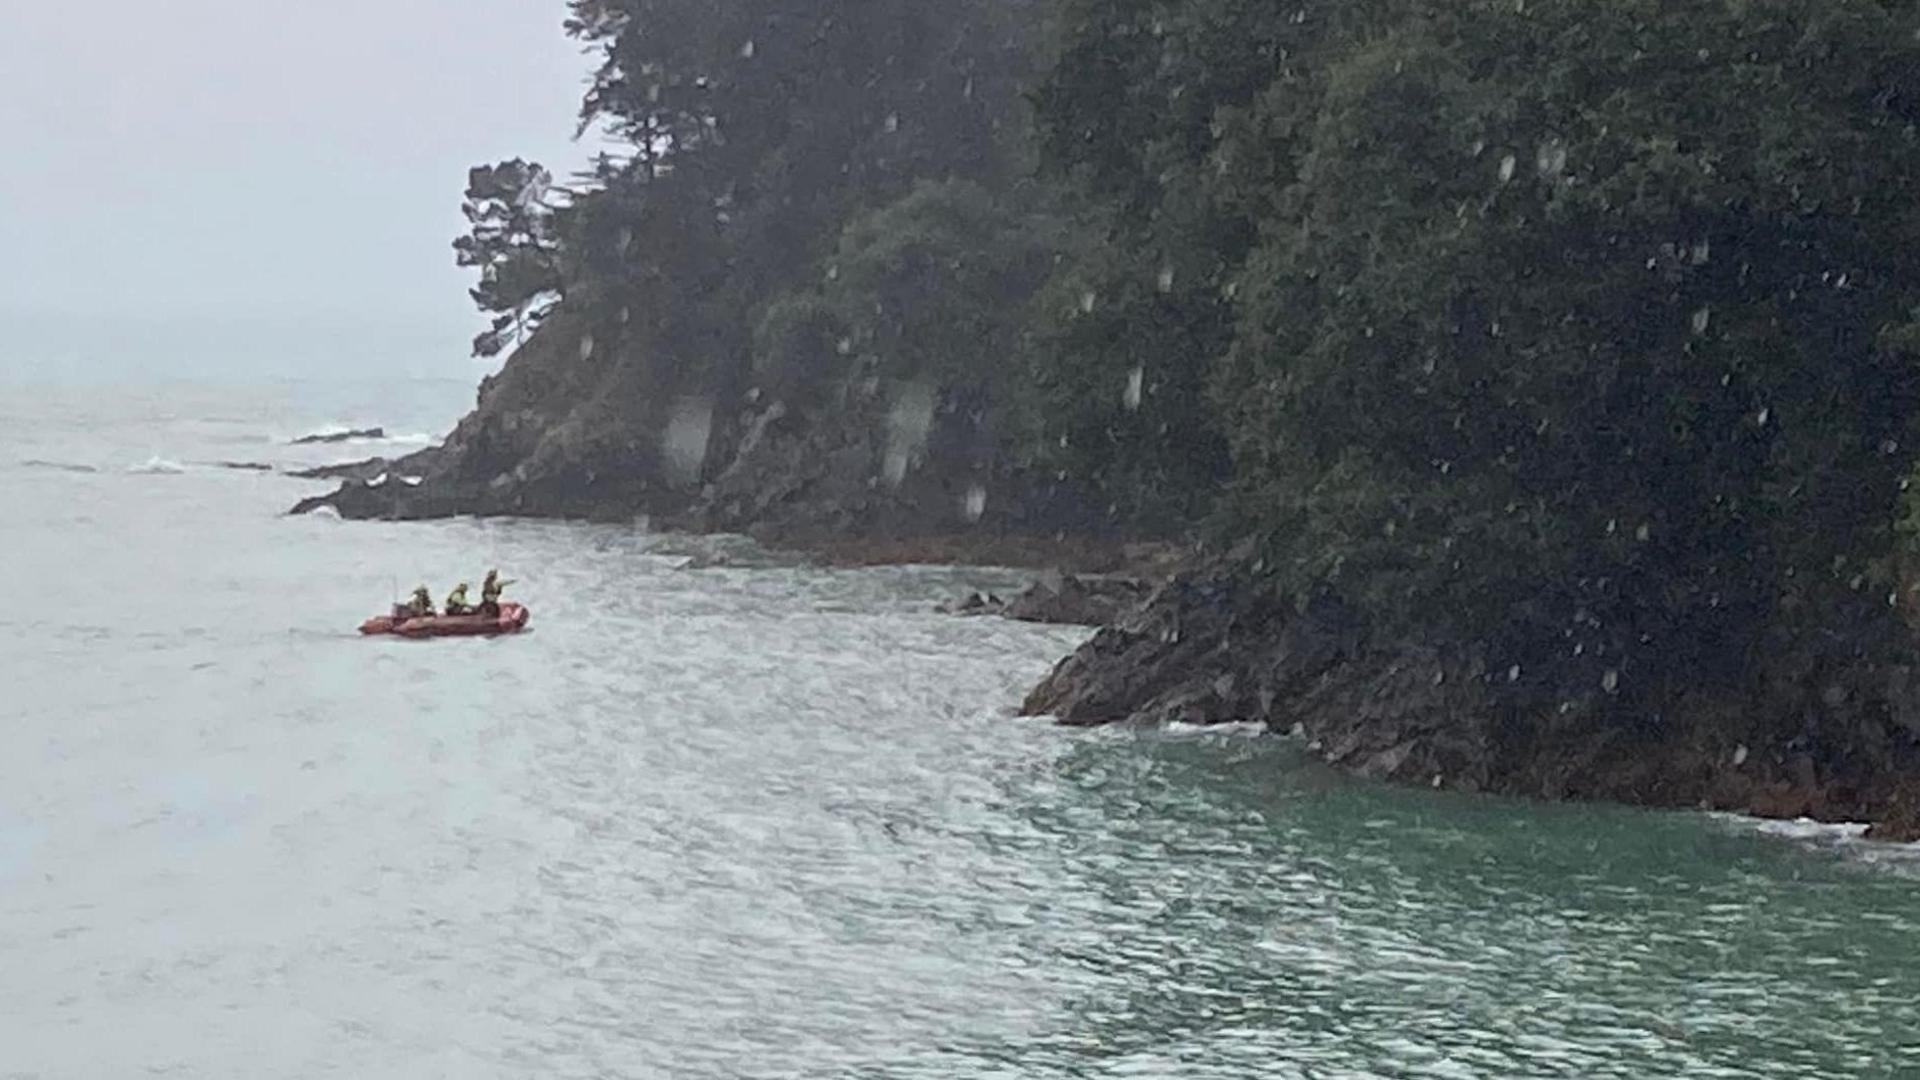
<box><xmin>458</xmin><ymin>0</ymin><xmax>1920</xmax><ymax>714</ymax></box>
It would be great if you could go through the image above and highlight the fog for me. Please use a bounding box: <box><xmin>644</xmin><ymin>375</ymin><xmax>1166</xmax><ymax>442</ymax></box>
<box><xmin>0</xmin><ymin>0</ymin><xmax>602</xmax><ymax>379</ymax></box>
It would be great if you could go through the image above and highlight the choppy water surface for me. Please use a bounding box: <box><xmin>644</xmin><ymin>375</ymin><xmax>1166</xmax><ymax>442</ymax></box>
<box><xmin>3</xmin><ymin>380</ymin><xmax>1918</xmax><ymax>1078</ymax></box>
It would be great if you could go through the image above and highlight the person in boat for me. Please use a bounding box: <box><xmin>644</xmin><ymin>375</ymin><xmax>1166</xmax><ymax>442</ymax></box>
<box><xmin>445</xmin><ymin>582</ymin><xmax>474</xmax><ymax>617</ymax></box>
<box><xmin>400</xmin><ymin>585</ymin><xmax>435</xmax><ymax>621</ymax></box>
<box><xmin>479</xmin><ymin>569</ymin><xmax>514</xmax><ymax>616</ymax></box>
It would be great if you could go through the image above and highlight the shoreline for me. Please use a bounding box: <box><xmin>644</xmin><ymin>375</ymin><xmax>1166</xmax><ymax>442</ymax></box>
<box><xmin>293</xmin><ymin>479</ymin><xmax>1920</xmax><ymax>845</ymax></box>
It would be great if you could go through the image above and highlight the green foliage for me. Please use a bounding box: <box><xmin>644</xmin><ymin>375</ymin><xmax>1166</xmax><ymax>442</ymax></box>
<box><xmin>457</xmin><ymin>0</ymin><xmax>1920</xmax><ymax>679</ymax></box>
<box><xmin>1206</xmin><ymin>0</ymin><xmax>1920</xmax><ymax>696</ymax></box>
<box><xmin>453</xmin><ymin>160</ymin><xmax>564</xmax><ymax>357</ymax></box>
<box><xmin>758</xmin><ymin>180</ymin><xmax>1057</xmax><ymax>391</ymax></box>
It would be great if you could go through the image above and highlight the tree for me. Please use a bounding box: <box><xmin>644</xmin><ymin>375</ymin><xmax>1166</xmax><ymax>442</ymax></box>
<box><xmin>1211</xmin><ymin>0</ymin><xmax>1920</xmax><ymax>712</ymax></box>
<box><xmin>453</xmin><ymin>160</ymin><xmax>565</xmax><ymax>357</ymax></box>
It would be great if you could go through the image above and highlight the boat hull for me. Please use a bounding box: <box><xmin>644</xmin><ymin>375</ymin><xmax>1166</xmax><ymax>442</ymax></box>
<box><xmin>360</xmin><ymin>602</ymin><xmax>530</xmax><ymax>638</ymax></box>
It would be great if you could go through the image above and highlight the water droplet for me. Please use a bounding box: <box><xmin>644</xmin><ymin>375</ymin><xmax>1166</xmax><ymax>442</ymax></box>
<box><xmin>1157</xmin><ymin>266</ymin><xmax>1176</xmax><ymax>293</ymax></box>
<box><xmin>826</xmin><ymin>264</ymin><xmax>840</xmax><ymax>282</ymax></box>
<box><xmin>661</xmin><ymin>396</ymin><xmax>713</xmax><ymax>486</ymax></box>
<box><xmin>1123</xmin><ymin>366</ymin><xmax>1144</xmax><ymax>412</ymax></box>
<box><xmin>616</xmin><ymin>227</ymin><xmax>634</xmax><ymax>256</ymax></box>
<box><xmin>738</xmin><ymin>38</ymin><xmax>756</xmax><ymax>59</ymax></box>
<box><xmin>1690</xmin><ymin>239</ymin><xmax>1711</xmax><ymax>265</ymax></box>
<box><xmin>1691</xmin><ymin>306</ymin><xmax>1712</xmax><ymax>335</ymax></box>
<box><xmin>1883</xmin><ymin>438</ymin><xmax>1900</xmax><ymax>455</ymax></box>
<box><xmin>1079</xmin><ymin>290</ymin><xmax>1097</xmax><ymax>314</ymax></box>
<box><xmin>1508</xmin><ymin>664</ymin><xmax>1522</xmax><ymax>682</ymax></box>
<box><xmin>883</xmin><ymin>112</ymin><xmax>900</xmax><ymax>134</ymax></box>
<box><xmin>1498</xmin><ymin>154</ymin><xmax>1517</xmax><ymax>184</ymax></box>
<box><xmin>1535</xmin><ymin>138</ymin><xmax>1567</xmax><ymax>178</ymax></box>
<box><xmin>1601</xmin><ymin>669</ymin><xmax>1620</xmax><ymax>694</ymax></box>
<box><xmin>579</xmin><ymin>334</ymin><xmax>596</xmax><ymax>361</ymax></box>
<box><xmin>616</xmin><ymin>306</ymin><xmax>631</xmax><ymax>325</ymax></box>
<box><xmin>1732</xmin><ymin>744</ymin><xmax>1749</xmax><ymax>766</ymax></box>
<box><xmin>1635</xmin><ymin>522</ymin><xmax>1651</xmax><ymax>542</ymax></box>
<box><xmin>1756</xmin><ymin>407</ymin><xmax>1771</xmax><ymax>427</ymax></box>
<box><xmin>963</xmin><ymin>484</ymin><xmax>988</xmax><ymax>523</ymax></box>
<box><xmin>883</xmin><ymin>381</ymin><xmax>937</xmax><ymax>488</ymax></box>
<box><xmin>835</xmin><ymin>337</ymin><xmax>853</xmax><ymax>356</ymax></box>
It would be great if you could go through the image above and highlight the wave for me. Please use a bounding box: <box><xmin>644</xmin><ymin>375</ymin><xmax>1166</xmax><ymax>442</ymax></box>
<box><xmin>1731</xmin><ymin>814</ymin><xmax>1920</xmax><ymax>873</ymax></box>
<box><xmin>20</xmin><ymin>459</ymin><xmax>99</xmax><ymax>474</ymax></box>
<box><xmin>126</xmin><ymin>456</ymin><xmax>188</xmax><ymax>475</ymax></box>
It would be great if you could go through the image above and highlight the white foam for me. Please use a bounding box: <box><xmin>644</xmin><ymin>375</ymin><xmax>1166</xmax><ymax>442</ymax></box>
<box><xmin>1162</xmin><ymin>720</ymin><xmax>1269</xmax><ymax>738</ymax></box>
<box><xmin>367</xmin><ymin>473</ymin><xmax>390</xmax><ymax>489</ymax></box>
<box><xmin>1729</xmin><ymin>814</ymin><xmax>1920</xmax><ymax>872</ymax></box>
<box><xmin>400</xmin><ymin>476</ymin><xmax>424</xmax><ymax>487</ymax></box>
<box><xmin>1746</xmin><ymin>816</ymin><xmax>1871</xmax><ymax>844</ymax></box>
<box><xmin>127</xmin><ymin>456</ymin><xmax>187</xmax><ymax>475</ymax></box>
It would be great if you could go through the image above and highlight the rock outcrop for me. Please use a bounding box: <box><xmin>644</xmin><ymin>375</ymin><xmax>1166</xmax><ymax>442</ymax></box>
<box><xmin>1024</xmin><ymin>562</ymin><xmax>1920</xmax><ymax>836</ymax></box>
<box><xmin>287</xmin><ymin>313</ymin><xmax>1102</xmax><ymax>546</ymax></box>
<box><xmin>944</xmin><ymin>573</ymin><xmax>1156</xmax><ymax>626</ymax></box>
<box><xmin>291</xmin><ymin>427</ymin><xmax>384</xmax><ymax>445</ymax></box>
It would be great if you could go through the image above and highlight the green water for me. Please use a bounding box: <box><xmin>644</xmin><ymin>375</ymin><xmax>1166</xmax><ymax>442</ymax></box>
<box><xmin>6</xmin><ymin>380</ymin><xmax>1916</xmax><ymax>1078</ymax></box>
<box><xmin>956</xmin><ymin>729</ymin><xmax>1920</xmax><ymax>1078</ymax></box>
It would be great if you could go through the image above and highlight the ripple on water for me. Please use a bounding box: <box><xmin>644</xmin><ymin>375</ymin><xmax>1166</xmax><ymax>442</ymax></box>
<box><xmin>4</xmin><ymin>383</ymin><xmax>1920</xmax><ymax>1077</ymax></box>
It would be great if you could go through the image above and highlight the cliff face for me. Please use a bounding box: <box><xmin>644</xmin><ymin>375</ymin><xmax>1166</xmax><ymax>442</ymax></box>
<box><xmin>1023</xmin><ymin>562</ymin><xmax>1920</xmax><ymax>840</ymax></box>
<box><xmin>292</xmin><ymin>313</ymin><xmax>1096</xmax><ymax>544</ymax></box>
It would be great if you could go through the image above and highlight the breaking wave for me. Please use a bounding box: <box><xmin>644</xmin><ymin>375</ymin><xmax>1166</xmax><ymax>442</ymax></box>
<box><xmin>126</xmin><ymin>457</ymin><xmax>188</xmax><ymax>475</ymax></box>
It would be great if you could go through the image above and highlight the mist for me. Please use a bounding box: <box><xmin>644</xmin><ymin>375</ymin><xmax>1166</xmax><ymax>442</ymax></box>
<box><xmin>0</xmin><ymin>0</ymin><xmax>601</xmax><ymax>380</ymax></box>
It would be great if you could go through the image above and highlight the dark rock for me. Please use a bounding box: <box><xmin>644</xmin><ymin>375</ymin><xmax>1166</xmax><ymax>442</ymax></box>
<box><xmin>940</xmin><ymin>591</ymin><xmax>1008</xmax><ymax>616</ymax></box>
<box><xmin>1001</xmin><ymin>573</ymin><xmax>1153</xmax><ymax>626</ymax></box>
<box><xmin>1022</xmin><ymin>559</ymin><xmax>1920</xmax><ymax>839</ymax></box>
<box><xmin>285</xmin><ymin>457</ymin><xmax>400</xmax><ymax>482</ymax></box>
<box><xmin>939</xmin><ymin>573</ymin><xmax>1154</xmax><ymax>624</ymax></box>
<box><xmin>291</xmin><ymin>427</ymin><xmax>384</xmax><ymax>445</ymax></box>
<box><xmin>209</xmin><ymin>461</ymin><xmax>276</xmax><ymax>472</ymax></box>
<box><xmin>21</xmin><ymin>459</ymin><xmax>99</xmax><ymax>474</ymax></box>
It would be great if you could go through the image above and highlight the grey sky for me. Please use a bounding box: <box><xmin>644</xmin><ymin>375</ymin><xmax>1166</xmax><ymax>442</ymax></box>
<box><xmin>0</xmin><ymin>0</ymin><xmax>603</xmax><ymax>378</ymax></box>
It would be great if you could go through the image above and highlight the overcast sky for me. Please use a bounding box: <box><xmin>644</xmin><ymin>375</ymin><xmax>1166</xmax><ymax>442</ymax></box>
<box><xmin>0</xmin><ymin>0</ymin><xmax>604</xmax><ymax>378</ymax></box>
